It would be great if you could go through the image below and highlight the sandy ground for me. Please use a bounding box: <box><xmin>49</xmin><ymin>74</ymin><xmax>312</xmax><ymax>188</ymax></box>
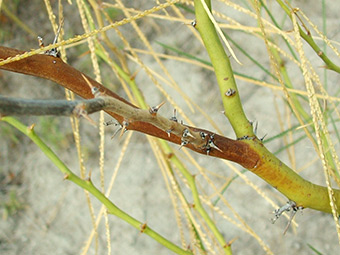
<box><xmin>1</xmin><ymin>1</ymin><xmax>340</xmax><ymax>254</ymax></box>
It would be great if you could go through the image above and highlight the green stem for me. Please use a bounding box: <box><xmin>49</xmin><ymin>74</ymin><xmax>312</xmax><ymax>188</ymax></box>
<box><xmin>259</xmin><ymin>0</ymin><xmax>298</xmax><ymax>61</ymax></box>
<box><xmin>160</xmin><ymin>140</ymin><xmax>232</xmax><ymax>254</ymax></box>
<box><xmin>271</xmin><ymin>46</ymin><xmax>340</xmax><ymax>180</ymax></box>
<box><xmin>194</xmin><ymin>0</ymin><xmax>340</xmax><ymax>214</ymax></box>
<box><xmin>1</xmin><ymin>116</ymin><xmax>191</xmax><ymax>255</ymax></box>
<box><xmin>194</xmin><ymin>0</ymin><xmax>253</xmax><ymax>138</ymax></box>
<box><xmin>276</xmin><ymin>0</ymin><xmax>340</xmax><ymax>73</ymax></box>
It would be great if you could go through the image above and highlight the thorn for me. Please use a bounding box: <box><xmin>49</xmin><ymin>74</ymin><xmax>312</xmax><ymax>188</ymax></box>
<box><xmin>191</xmin><ymin>19</ymin><xmax>197</xmax><ymax>28</ymax></box>
<box><xmin>260</xmin><ymin>134</ymin><xmax>267</xmax><ymax>142</ymax></box>
<box><xmin>45</xmin><ymin>18</ymin><xmax>64</xmax><ymax>57</ymax></box>
<box><xmin>205</xmin><ymin>134</ymin><xmax>222</xmax><ymax>153</ymax></box>
<box><xmin>225</xmin><ymin>88</ymin><xmax>236</xmax><ymax>97</ymax></box>
<box><xmin>189</xmin><ymin>203</ymin><xmax>195</xmax><ymax>208</ymax></box>
<box><xmin>272</xmin><ymin>200</ymin><xmax>303</xmax><ymax>232</ymax></box>
<box><xmin>130</xmin><ymin>68</ymin><xmax>140</xmax><ymax>81</ymax></box>
<box><xmin>111</xmin><ymin>125</ymin><xmax>122</xmax><ymax>139</ymax></box>
<box><xmin>149</xmin><ymin>101</ymin><xmax>165</xmax><ymax>116</ymax></box>
<box><xmin>179</xmin><ymin>140</ymin><xmax>188</xmax><ymax>150</ymax></box>
<box><xmin>63</xmin><ymin>174</ymin><xmax>69</xmax><ymax>180</ymax></box>
<box><xmin>166</xmin><ymin>129</ymin><xmax>172</xmax><ymax>137</ymax></box>
<box><xmin>37</xmin><ymin>36</ymin><xmax>44</xmax><ymax>48</ymax></box>
<box><xmin>207</xmin><ymin>140</ymin><xmax>222</xmax><ymax>152</ymax></box>
<box><xmin>226</xmin><ymin>237</ymin><xmax>238</xmax><ymax>246</ymax></box>
<box><xmin>85</xmin><ymin>172</ymin><xmax>92</xmax><ymax>182</ymax></box>
<box><xmin>182</xmin><ymin>128</ymin><xmax>195</xmax><ymax>139</ymax></box>
<box><xmin>200</xmin><ymin>132</ymin><xmax>207</xmax><ymax>140</ymax></box>
<box><xmin>91</xmin><ymin>87</ymin><xmax>100</xmax><ymax>97</ymax></box>
<box><xmin>73</xmin><ymin>104</ymin><xmax>97</xmax><ymax>126</ymax></box>
<box><xmin>119</xmin><ymin>127</ymin><xmax>127</xmax><ymax>138</ymax></box>
<box><xmin>88</xmin><ymin>169</ymin><xmax>92</xmax><ymax>180</ymax></box>
<box><xmin>82</xmin><ymin>113</ymin><xmax>97</xmax><ymax>126</ymax></box>
<box><xmin>170</xmin><ymin>109</ymin><xmax>177</xmax><ymax>122</ymax></box>
<box><xmin>53</xmin><ymin>18</ymin><xmax>64</xmax><ymax>45</ymax></box>
<box><xmin>81</xmin><ymin>74</ymin><xmax>101</xmax><ymax>97</ymax></box>
<box><xmin>272</xmin><ymin>202</ymin><xmax>293</xmax><ymax>224</ymax></box>
<box><xmin>283</xmin><ymin>209</ymin><xmax>297</xmax><ymax>235</ymax></box>
<box><xmin>253</xmin><ymin>121</ymin><xmax>258</xmax><ymax>135</ymax></box>
<box><xmin>28</xmin><ymin>124</ymin><xmax>35</xmax><ymax>131</ymax></box>
<box><xmin>119</xmin><ymin>121</ymin><xmax>129</xmax><ymax>138</ymax></box>
<box><xmin>107</xmin><ymin>120</ymin><xmax>125</xmax><ymax>139</ymax></box>
<box><xmin>104</xmin><ymin>120</ymin><xmax>117</xmax><ymax>126</ymax></box>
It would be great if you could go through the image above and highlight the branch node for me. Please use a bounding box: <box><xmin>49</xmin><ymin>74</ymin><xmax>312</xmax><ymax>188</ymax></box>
<box><xmin>140</xmin><ymin>222</ymin><xmax>147</xmax><ymax>233</ymax></box>
<box><xmin>199</xmin><ymin>131</ymin><xmax>208</xmax><ymax>140</ymax></box>
<box><xmin>91</xmin><ymin>86</ymin><xmax>101</xmax><ymax>98</ymax></box>
<box><xmin>237</xmin><ymin>135</ymin><xmax>256</xmax><ymax>141</ymax></box>
<box><xmin>81</xmin><ymin>74</ymin><xmax>102</xmax><ymax>98</ymax></box>
<box><xmin>85</xmin><ymin>170</ymin><xmax>92</xmax><ymax>183</ymax></box>
<box><xmin>226</xmin><ymin>237</ymin><xmax>238</xmax><ymax>246</ymax></box>
<box><xmin>28</xmin><ymin>124</ymin><xmax>35</xmax><ymax>131</ymax></box>
<box><xmin>204</xmin><ymin>134</ymin><xmax>222</xmax><ymax>154</ymax></box>
<box><xmin>225</xmin><ymin>88</ymin><xmax>236</xmax><ymax>97</ymax></box>
<box><xmin>191</xmin><ymin>19</ymin><xmax>197</xmax><ymax>28</ymax></box>
<box><xmin>73</xmin><ymin>104</ymin><xmax>96</xmax><ymax>126</ymax></box>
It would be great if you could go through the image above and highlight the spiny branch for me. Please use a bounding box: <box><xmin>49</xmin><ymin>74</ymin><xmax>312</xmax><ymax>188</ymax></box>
<box><xmin>1</xmin><ymin>46</ymin><xmax>340</xmax><ymax>214</ymax></box>
<box><xmin>0</xmin><ymin>46</ymin><xmax>258</xmax><ymax>168</ymax></box>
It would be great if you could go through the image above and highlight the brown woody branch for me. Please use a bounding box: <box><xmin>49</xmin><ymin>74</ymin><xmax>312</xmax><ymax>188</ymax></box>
<box><xmin>0</xmin><ymin>46</ymin><xmax>258</xmax><ymax>169</ymax></box>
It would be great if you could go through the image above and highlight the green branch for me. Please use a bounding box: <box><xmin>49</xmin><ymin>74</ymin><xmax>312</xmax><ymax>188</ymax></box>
<box><xmin>194</xmin><ymin>0</ymin><xmax>254</xmax><ymax>139</ymax></box>
<box><xmin>276</xmin><ymin>0</ymin><xmax>340</xmax><ymax>73</ymax></box>
<box><xmin>1</xmin><ymin>116</ymin><xmax>191</xmax><ymax>255</ymax></box>
<box><xmin>160</xmin><ymin>141</ymin><xmax>232</xmax><ymax>255</ymax></box>
<box><xmin>193</xmin><ymin>0</ymin><xmax>340</xmax><ymax>214</ymax></box>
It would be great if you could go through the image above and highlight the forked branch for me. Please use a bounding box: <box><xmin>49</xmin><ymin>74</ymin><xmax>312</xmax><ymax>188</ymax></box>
<box><xmin>1</xmin><ymin>45</ymin><xmax>340</xmax><ymax>214</ymax></box>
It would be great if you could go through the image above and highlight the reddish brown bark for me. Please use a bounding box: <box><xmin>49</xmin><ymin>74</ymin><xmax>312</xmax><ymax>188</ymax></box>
<box><xmin>0</xmin><ymin>46</ymin><xmax>259</xmax><ymax>168</ymax></box>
